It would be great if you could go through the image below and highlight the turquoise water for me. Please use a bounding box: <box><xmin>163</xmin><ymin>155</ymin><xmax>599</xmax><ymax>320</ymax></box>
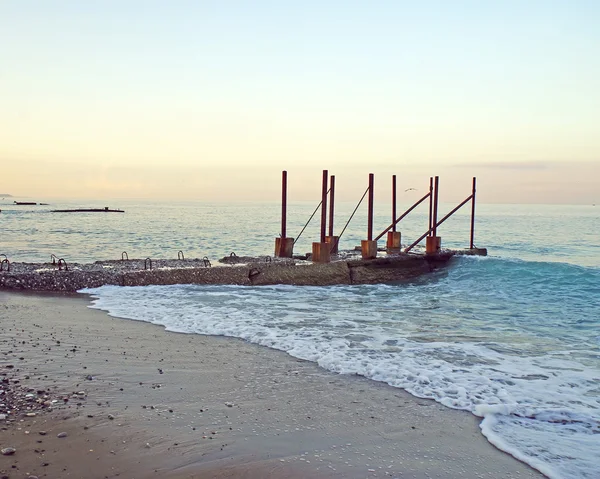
<box><xmin>2</xmin><ymin>198</ymin><xmax>599</xmax><ymax>478</ymax></box>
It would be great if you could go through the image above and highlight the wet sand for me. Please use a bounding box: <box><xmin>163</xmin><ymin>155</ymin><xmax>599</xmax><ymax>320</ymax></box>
<box><xmin>0</xmin><ymin>291</ymin><xmax>544</xmax><ymax>478</ymax></box>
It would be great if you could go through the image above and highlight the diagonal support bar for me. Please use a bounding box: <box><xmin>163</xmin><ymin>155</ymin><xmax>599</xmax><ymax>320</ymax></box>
<box><xmin>404</xmin><ymin>194</ymin><xmax>473</xmax><ymax>253</ymax></box>
<box><xmin>374</xmin><ymin>191</ymin><xmax>432</xmax><ymax>242</ymax></box>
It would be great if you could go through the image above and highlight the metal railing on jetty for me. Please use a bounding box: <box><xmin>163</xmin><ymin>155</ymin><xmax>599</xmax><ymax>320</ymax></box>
<box><xmin>274</xmin><ymin>170</ymin><xmax>483</xmax><ymax>263</ymax></box>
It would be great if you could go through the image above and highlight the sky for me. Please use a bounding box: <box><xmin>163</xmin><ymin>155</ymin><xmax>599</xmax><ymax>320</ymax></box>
<box><xmin>1</xmin><ymin>0</ymin><xmax>598</xmax><ymax>204</ymax></box>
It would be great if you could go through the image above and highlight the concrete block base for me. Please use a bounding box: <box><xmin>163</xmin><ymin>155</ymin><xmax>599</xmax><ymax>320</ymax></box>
<box><xmin>275</xmin><ymin>237</ymin><xmax>294</xmax><ymax>258</ymax></box>
<box><xmin>361</xmin><ymin>240</ymin><xmax>378</xmax><ymax>260</ymax></box>
<box><xmin>386</xmin><ymin>231</ymin><xmax>401</xmax><ymax>251</ymax></box>
<box><xmin>312</xmin><ymin>242</ymin><xmax>331</xmax><ymax>263</ymax></box>
<box><xmin>426</xmin><ymin>236</ymin><xmax>441</xmax><ymax>254</ymax></box>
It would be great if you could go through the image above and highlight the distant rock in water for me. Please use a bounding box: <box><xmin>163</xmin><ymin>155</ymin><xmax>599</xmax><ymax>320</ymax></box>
<box><xmin>51</xmin><ymin>207</ymin><xmax>125</xmax><ymax>213</ymax></box>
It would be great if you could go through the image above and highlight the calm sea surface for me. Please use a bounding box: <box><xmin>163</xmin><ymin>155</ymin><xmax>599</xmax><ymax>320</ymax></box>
<box><xmin>1</xmin><ymin>198</ymin><xmax>599</xmax><ymax>479</ymax></box>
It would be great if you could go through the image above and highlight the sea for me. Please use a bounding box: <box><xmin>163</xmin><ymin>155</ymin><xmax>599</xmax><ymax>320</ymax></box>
<box><xmin>1</xmin><ymin>198</ymin><xmax>599</xmax><ymax>479</ymax></box>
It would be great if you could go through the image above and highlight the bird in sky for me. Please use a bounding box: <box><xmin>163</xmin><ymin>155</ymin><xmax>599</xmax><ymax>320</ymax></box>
<box><xmin>405</xmin><ymin>188</ymin><xmax>417</xmax><ymax>192</ymax></box>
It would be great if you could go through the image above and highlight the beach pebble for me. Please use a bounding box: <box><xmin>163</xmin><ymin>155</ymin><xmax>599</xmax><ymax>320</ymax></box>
<box><xmin>1</xmin><ymin>447</ymin><xmax>16</xmax><ymax>455</ymax></box>
<box><xmin>0</xmin><ymin>414</ymin><xmax>6</xmax><ymax>420</ymax></box>
<box><xmin>108</xmin><ymin>414</ymin><xmax>115</xmax><ymax>420</ymax></box>
<box><xmin>57</xmin><ymin>432</ymin><xmax>68</xmax><ymax>438</ymax></box>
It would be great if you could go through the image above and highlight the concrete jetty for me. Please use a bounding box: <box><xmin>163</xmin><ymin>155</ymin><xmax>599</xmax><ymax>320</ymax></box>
<box><xmin>0</xmin><ymin>248</ymin><xmax>486</xmax><ymax>292</ymax></box>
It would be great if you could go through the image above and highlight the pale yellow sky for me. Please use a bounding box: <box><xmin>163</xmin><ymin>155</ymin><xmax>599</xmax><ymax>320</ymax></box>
<box><xmin>2</xmin><ymin>156</ymin><xmax>598</xmax><ymax>205</ymax></box>
<box><xmin>1</xmin><ymin>2</ymin><xmax>599</xmax><ymax>204</ymax></box>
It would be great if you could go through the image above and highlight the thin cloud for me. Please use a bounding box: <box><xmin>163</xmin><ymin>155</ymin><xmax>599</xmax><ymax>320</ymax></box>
<box><xmin>454</xmin><ymin>161</ymin><xmax>550</xmax><ymax>170</ymax></box>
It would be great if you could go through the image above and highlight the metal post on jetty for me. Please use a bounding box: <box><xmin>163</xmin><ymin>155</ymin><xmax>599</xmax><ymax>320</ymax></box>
<box><xmin>275</xmin><ymin>170</ymin><xmax>295</xmax><ymax>258</ymax></box>
<box><xmin>428</xmin><ymin>177</ymin><xmax>434</xmax><ymax>235</ymax></box>
<box><xmin>426</xmin><ymin>176</ymin><xmax>441</xmax><ymax>254</ymax></box>
<box><xmin>386</xmin><ymin>174</ymin><xmax>401</xmax><ymax>251</ymax></box>
<box><xmin>470</xmin><ymin>177</ymin><xmax>476</xmax><ymax>249</ymax></box>
<box><xmin>325</xmin><ymin>174</ymin><xmax>339</xmax><ymax>254</ymax></box>
<box><xmin>312</xmin><ymin>170</ymin><xmax>331</xmax><ymax>263</ymax></box>
<box><xmin>361</xmin><ymin>173</ymin><xmax>378</xmax><ymax>259</ymax></box>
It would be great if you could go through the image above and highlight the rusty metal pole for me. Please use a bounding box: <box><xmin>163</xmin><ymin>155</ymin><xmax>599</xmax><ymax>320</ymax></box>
<box><xmin>275</xmin><ymin>170</ymin><xmax>294</xmax><ymax>257</ymax></box>
<box><xmin>432</xmin><ymin>176</ymin><xmax>439</xmax><ymax>237</ymax></box>
<box><xmin>281</xmin><ymin>170</ymin><xmax>287</xmax><ymax>238</ymax></box>
<box><xmin>328</xmin><ymin>175</ymin><xmax>335</xmax><ymax>237</ymax></box>
<box><xmin>320</xmin><ymin>170</ymin><xmax>328</xmax><ymax>243</ymax></box>
<box><xmin>360</xmin><ymin>174</ymin><xmax>377</xmax><ymax>259</ymax></box>
<box><xmin>368</xmin><ymin>173</ymin><xmax>374</xmax><ymax>241</ymax></box>
<box><xmin>470</xmin><ymin>177</ymin><xmax>476</xmax><ymax>249</ymax></box>
<box><xmin>428</xmin><ymin>177</ymin><xmax>433</xmax><ymax>236</ymax></box>
<box><xmin>392</xmin><ymin>175</ymin><xmax>397</xmax><ymax>232</ymax></box>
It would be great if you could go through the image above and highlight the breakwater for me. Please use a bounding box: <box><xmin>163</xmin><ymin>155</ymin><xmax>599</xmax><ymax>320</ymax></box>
<box><xmin>0</xmin><ymin>249</ymin><xmax>486</xmax><ymax>292</ymax></box>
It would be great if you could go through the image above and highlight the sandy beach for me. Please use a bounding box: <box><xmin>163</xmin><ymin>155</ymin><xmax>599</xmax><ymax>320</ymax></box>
<box><xmin>0</xmin><ymin>291</ymin><xmax>544</xmax><ymax>479</ymax></box>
